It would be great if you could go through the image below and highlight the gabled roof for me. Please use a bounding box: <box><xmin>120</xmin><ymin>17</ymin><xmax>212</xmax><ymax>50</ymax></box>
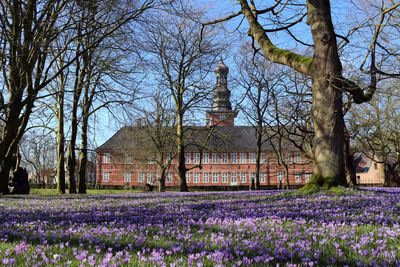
<box><xmin>97</xmin><ymin>125</ymin><xmax>298</xmax><ymax>153</ymax></box>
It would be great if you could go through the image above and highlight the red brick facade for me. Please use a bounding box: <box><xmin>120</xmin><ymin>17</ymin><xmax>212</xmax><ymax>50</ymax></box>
<box><xmin>96</xmin><ymin>150</ymin><xmax>313</xmax><ymax>188</ymax></box>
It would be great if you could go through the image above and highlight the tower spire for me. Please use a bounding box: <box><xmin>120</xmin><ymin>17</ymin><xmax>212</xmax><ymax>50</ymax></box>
<box><xmin>206</xmin><ymin>58</ymin><xmax>238</xmax><ymax>127</ymax></box>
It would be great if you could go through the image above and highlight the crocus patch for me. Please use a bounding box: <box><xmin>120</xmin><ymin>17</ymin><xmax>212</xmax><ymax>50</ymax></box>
<box><xmin>0</xmin><ymin>189</ymin><xmax>399</xmax><ymax>266</ymax></box>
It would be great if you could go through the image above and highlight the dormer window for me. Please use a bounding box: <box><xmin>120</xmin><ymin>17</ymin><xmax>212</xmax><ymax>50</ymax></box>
<box><xmin>103</xmin><ymin>153</ymin><xmax>110</xmax><ymax>164</ymax></box>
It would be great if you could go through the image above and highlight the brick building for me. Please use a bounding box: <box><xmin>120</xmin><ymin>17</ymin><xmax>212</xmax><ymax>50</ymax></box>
<box><xmin>96</xmin><ymin>60</ymin><xmax>313</xmax><ymax>189</ymax></box>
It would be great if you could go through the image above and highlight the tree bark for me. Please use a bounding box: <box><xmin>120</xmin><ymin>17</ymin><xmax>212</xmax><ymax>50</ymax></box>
<box><xmin>57</xmin><ymin>83</ymin><xmax>66</xmax><ymax>194</ymax></box>
<box><xmin>344</xmin><ymin>126</ymin><xmax>357</xmax><ymax>186</ymax></box>
<box><xmin>255</xmin><ymin>127</ymin><xmax>262</xmax><ymax>190</ymax></box>
<box><xmin>307</xmin><ymin>0</ymin><xmax>346</xmax><ymax>187</ymax></box>
<box><xmin>384</xmin><ymin>163</ymin><xmax>400</xmax><ymax>187</ymax></box>
<box><xmin>78</xmin><ymin>111</ymin><xmax>88</xmax><ymax>194</ymax></box>
<box><xmin>177</xmin><ymin>112</ymin><xmax>188</xmax><ymax>192</ymax></box>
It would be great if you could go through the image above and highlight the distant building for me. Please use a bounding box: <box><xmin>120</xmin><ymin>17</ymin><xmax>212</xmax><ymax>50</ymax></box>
<box><xmin>96</xmin><ymin>60</ymin><xmax>313</xmax><ymax>188</ymax></box>
<box><xmin>354</xmin><ymin>153</ymin><xmax>384</xmax><ymax>186</ymax></box>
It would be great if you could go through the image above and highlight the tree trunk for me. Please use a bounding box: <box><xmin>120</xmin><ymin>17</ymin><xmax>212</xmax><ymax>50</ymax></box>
<box><xmin>308</xmin><ymin>0</ymin><xmax>346</xmax><ymax>187</ymax></box>
<box><xmin>344</xmin><ymin>126</ymin><xmax>357</xmax><ymax>186</ymax></box>
<box><xmin>284</xmin><ymin>166</ymin><xmax>290</xmax><ymax>190</ymax></box>
<box><xmin>384</xmin><ymin>163</ymin><xmax>400</xmax><ymax>187</ymax></box>
<box><xmin>255</xmin><ymin>128</ymin><xmax>262</xmax><ymax>190</ymax></box>
<box><xmin>159</xmin><ymin>167</ymin><xmax>167</xmax><ymax>192</ymax></box>
<box><xmin>177</xmin><ymin>112</ymin><xmax>188</xmax><ymax>192</ymax></box>
<box><xmin>57</xmin><ymin>83</ymin><xmax>66</xmax><ymax>194</ymax></box>
<box><xmin>78</xmin><ymin>112</ymin><xmax>88</xmax><ymax>194</ymax></box>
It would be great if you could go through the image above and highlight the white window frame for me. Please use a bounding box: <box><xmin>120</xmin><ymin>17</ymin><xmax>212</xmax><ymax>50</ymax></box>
<box><xmin>125</xmin><ymin>156</ymin><xmax>133</xmax><ymax>164</ymax></box>
<box><xmin>295</xmin><ymin>172</ymin><xmax>302</xmax><ymax>183</ymax></box>
<box><xmin>103</xmin><ymin>153</ymin><xmax>110</xmax><ymax>164</ymax></box>
<box><xmin>231</xmin><ymin>172</ymin><xmax>237</xmax><ymax>184</ymax></box>
<box><xmin>124</xmin><ymin>172</ymin><xmax>132</xmax><ymax>183</ymax></box>
<box><xmin>260</xmin><ymin>173</ymin><xmax>266</xmax><ymax>183</ymax></box>
<box><xmin>138</xmin><ymin>172</ymin><xmax>144</xmax><ymax>183</ymax></box>
<box><xmin>294</xmin><ymin>153</ymin><xmax>301</xmax><ymax>164</ymax></box>
<box><xmin>240</xmin><ymin>153</ymin><xmax>246</xmax><ymax>164</ymax></box>
<box><xmin>286</xmin><ymin>153</ymin><xmax>292</xmax><ymax>164</ymax></box>
<box><xmin>166</xmin><ymin>173</ymin><xmax>173</xmax><ymax>183</ymax></box>
<box><xmin>203</xmin><ymin>153</ymin><xmax>209</xmax><ymax>164</ymax></box>
<box><xmin>277</xmin><ymin>172</ymin><xmax>284</xmax><ymax>182</ymax></box>
<box><xmin>250</xmin><ymin>172</ymin><xmax>256</xmax><ymax>182</ymax></box>
<box><xmin>185</xmin><ymin>153</ymin><xmax>191</xmax><ymax>164</ymax></box>
<box><xmin>193</xmin><ymin>153</ymin><xmax>200</xmax><ymax>164</ymax></box>
<box><xmin>231</xmin><ymin>153</ymin><xmax>237</xmax><ymax>164</ymax></box>
<box><xmin>222</xmin><ymin>153</ymin><xmax>228</xmax><ymax>164</ymax></box>
<box><xmin>212</xmin><ymin>153</ymin><xmax>219</xmax><ymax>164</ymax></box>
<box><xmin>249</xmin><ymin>153</ymin><xmax>256</xmax><ymax>164</ymax></box>
<box><xmin>203</xmin><ymin>173</ymin><xmax>210</xmax><ymax>183</ymax></box>
<box><xmin>102</xmin><ymin>172</ymin><xmax>110</xmax><ymax>182</ymax></box>
<box><xmin>147</xmin><ymin>173</ymin><xmax>154</xmax><ymax>184</ymax></box>
<box><xmin>260</xmin><ymin>153</ymin><xmax>266</xmax><ymax>163</ymax></box>
<box><xmin>240</xmin><ymin>172</ymin><xmax>247</xmax><ymax>183</ymax></box>
<box><xmin>304</xmin><ymin>173</ymin><xmax>312</xmax><ymax>183</ymax></box>
<box><xmin>212</xmin><ymin>173</ymin><xmax>219</xmax><ymax>183</ymax></box>
<box><xmin>222</xmin><ymin>172</ymin><xmax>228</xmax><ymax>183</ymax></box>
<box><xmin>194</xmin><ymin>173</ymin><xmax>200</xmax><ymax>183</ymax></box>
<box><xmin>187</xmin><ymin>172</ymin><xmax>192</xmax><ymax>183</ymax></box>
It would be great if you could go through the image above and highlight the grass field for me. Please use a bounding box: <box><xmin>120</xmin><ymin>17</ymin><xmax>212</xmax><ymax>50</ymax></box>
<box><xmin>0</xmin><ymin>188</ymin><xmax>399</xmax><ymax>266</ymax></box>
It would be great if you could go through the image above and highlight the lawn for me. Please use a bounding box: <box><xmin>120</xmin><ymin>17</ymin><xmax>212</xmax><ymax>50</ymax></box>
<box><xmin>0</xmin><ymin>189</ymin><xmax>399</xmax><ymax>266</ymax></box>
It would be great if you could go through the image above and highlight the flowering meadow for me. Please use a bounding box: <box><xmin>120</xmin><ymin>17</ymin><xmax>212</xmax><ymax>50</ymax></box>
<box><xmin>0</xmin><ymin>189</ymin><xmax>400</xmax><ymax>266</ymax></box>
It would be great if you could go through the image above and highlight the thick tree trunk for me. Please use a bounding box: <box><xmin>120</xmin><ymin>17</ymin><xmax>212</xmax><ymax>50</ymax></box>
<box><xmin>177</xmin><ymin>112</ymin><xmax>188</xmax><ymax>192</ymax></box>
<box><xmin>384</xmin><ymin>163</ymin><xmax>400</xmax><ymax>187</ymax></box>
<box><xmin>159</xmin><ymin>167</ymin><xmax>167</xmax><ymax>192</ymax></box>
<box><xmin>57</xmin><ymin>87</ymin><xmax>66</xmax><ymax>194</ymax></box>
<box><xmin>307</xmin><ymin>0</ymin><xmax>346</xmax><ymax>187</ymax></box>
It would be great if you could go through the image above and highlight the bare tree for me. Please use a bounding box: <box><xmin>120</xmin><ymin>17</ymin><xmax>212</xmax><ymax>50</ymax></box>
<box><xmin>203</xmin><ymin>0</ymin><xmax>400</xmax><ymax>189</ymax></box>
<box><xmin>142</xmin><ymin>8</ymin><xmax>224</xmax><ymax>191</ymax></box>
<box><xmin>350</xmin><ymin>85</ymin><xmax>400</xmax><ymax>186</ymax></box>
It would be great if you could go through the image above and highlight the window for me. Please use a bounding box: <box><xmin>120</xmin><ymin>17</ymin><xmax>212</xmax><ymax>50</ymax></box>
<box><xmin>231</xmin><ymin>153</ymin><xmax>237</xmax><ymax>164</ymax></box>
<box><xmin>222</xmin><ymin>153</ymin><xmax>228</xmax><ymax>164</ymax></box>
<box><xmin>212</xmin><ymin>173</ymin><xmax>219</xmax><ymax>183</ymax></box>
<box><xmin>231</xmin><ymin>173</ymin><xmax>237</xmax><ymax>184</ymax></box>
<box><xmin>103</xmin><ymin>153</ymin><xmax>110</xmax><ymax>164</ymax></box>
<box><xmin>219</xmin><ymin>114</ymin><xmax>226</xmax><ymax>121</ymax></box>
<box><xmin>138</xmin><ymin>172</ymin><xmax>144</xmax><ymax>183</ymax></box>
<box><xmin>203</xmin><ymin>173</ymin><xmax>210</xmax><ymax>183</ymax></box>
<box><xmin>148</xmin><ymin>159</ymin><xmax>156</xmax><ymax>164</ymax></box>
<box><xmin>240</xmin><ymin>172</ymin><xmax>247</xmax><ymax>183</ymax></box>
<box><xmin>260</xmin><ymin>153</ymin><xmax>266</xmax><ymax>163</ymax></box>
<box><xmin>222</xmin><ymin>172</ymin><xmax>228</xmax><ymax>183</ymax></box>
<box><xmin>124</xmin><ymin>172</ymin><xmax>132</xmax><ymax>183</ymax></box>
<box><xmin>286</xmin><ymin>154</ymin><xmax>292</xmax><ymax>164</ymax></box>
<box><xmin>185</xmin><ymin>153</ymin><xmax>191</xmax><ymax>164</ymax></box>
<box><xmin>212</xmin><ymin>153</ymin><xmax>219</xmax><ymax>164</ymax></box>
<box><xmin>125</xmin><ymin>156</ymin><xmax>133</xmax><ymax>164</ymax></box>
<box><xmin>194</xmin><ymin>173</ymin><xmax>200</xmax><ymax>183</ymax></box>
<box><xmin>277</xmin><ymin>172</ymin><xmax>284</xmax><ymax>182</ymax></box>
<box><xmin>304</xmin><ymin>173</ymin><xmax>312</xmax><ymax>183</ymax></box>
<box><xmin>249</xmin><ymin>153</ymin><xmax>256</xmax><ymax>164</ymax></box>
<box><xmin>167</xmin><ymin>153</ymin><xmax>173</xmax><ymax>162</ymax></box>
<box><xmin>295</xmin><ymin>172</ymin><xmax>302</xmax><ymax>183</ymax></box>
<box><xmin>193</xmin><ymin>153</ymin><xmax>200</xmax><ymax>164</ymax></box>
<box><xmin>102</xmin><ymin>172</ymin><xmax>110</xmax><ymax>182</ymax></box>
<box><xmin>260</xmin><ymin>173</ymin><xmax>266</xmax><ymax>183</ymax></box>
<box><xmin>187</xmin><ymin>173</ymin><xmax>192</xmax><ymax>183</ymax></box>
<box><xmin>147</xmin><ymin>173</ymin><xmax>154</xmax><ymax>184</ymax></box>
<box><xmin>294</xmin><ymin>153</ymin><xmax>301</xmax><ymax>164</ymax></box>
<box><xmin>166</xmin><ymin>173</ymin><xmax>173</xmax><ymax>183</ymax></box>
<box><xmin>203</xmin><ymin>153</ymin><xmax>209</xmax><ymax>164</ymax></box>
<box><xmin>250</xmin><ymin>172</ymin><xmax>256</xmax><ymax>182</ymax></box>
<box><xmin>240</xmin><ymin>153</ymin><xmax>247</xmax><ymax>164</ymax></box>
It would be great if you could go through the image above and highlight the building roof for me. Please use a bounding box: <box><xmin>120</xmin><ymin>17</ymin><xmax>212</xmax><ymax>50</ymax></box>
<box><xmin>97</xmin><ymin>125</ymin><xmax>297</xmax><ymax>153</ymax></box>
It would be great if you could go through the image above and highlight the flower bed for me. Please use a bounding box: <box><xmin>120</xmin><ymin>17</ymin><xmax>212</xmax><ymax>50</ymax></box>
<box><xmin>0</xmin><ymin>189</ymin><xmax>399</xmax><ymax>266</ymax></box>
